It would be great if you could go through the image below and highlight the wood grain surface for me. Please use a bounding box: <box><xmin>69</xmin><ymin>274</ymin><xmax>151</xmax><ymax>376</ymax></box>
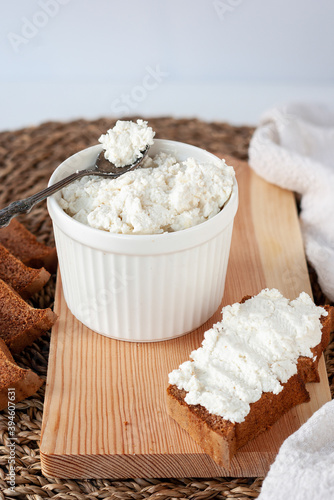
<box><xmin>40</xmin><ymin>156</ymin><xmax>331</xmax><ymax>479</ymax></box>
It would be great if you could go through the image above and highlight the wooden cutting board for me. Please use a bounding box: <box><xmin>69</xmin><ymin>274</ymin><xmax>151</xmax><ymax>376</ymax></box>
<box><xmin>40</xmin><ymin>156</ymin><xmax>331</xmax><ymax>479</ymax></box>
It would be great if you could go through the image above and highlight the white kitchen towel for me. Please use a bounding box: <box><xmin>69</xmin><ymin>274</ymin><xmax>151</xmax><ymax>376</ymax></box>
<box><xmin>249</xmin><ymin>103</ymin><xmax>334</xmax><ymax>301</ymax></box>
<box><xmin>258</xmin><ymin>399</ymin><xmax>334</xmax><ymax>500</ymax></box>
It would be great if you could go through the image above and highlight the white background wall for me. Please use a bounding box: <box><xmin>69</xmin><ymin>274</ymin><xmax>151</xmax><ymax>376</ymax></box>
<box><xmin>1</xmin><ymin>0</ymin><xmax>334</xmax><ymax>130</ymax></box>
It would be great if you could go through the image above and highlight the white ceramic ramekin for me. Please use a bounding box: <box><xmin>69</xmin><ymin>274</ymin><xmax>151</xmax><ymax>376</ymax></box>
<box><xmin>47</xmin><ymin>139</ymin><xmax>238</xmax><ymax>342</ymax></box>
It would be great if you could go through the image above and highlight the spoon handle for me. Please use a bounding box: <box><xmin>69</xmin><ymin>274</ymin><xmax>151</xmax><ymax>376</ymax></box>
<box><xmin>0</xmin><ymin>170</ymin><xmax>91</xmax><ymax>228</ymax></box>
<box><xmin>0</xmin><ymin>146</ymin><xmax>148</xmax><ymax>228</ymax></box>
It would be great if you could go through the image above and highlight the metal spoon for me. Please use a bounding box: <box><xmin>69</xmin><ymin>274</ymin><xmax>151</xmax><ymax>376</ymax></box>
<box><xmin>0</xmin><ymin>146</ymin><xmax>150</xmax><ymax>228</ymax></box>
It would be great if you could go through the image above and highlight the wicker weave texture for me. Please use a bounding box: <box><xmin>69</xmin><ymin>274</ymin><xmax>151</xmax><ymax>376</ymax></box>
<box><xmin>0</xmin><ymin>117</ymin><xmax>332</xmax><ymax>500</ymax></box>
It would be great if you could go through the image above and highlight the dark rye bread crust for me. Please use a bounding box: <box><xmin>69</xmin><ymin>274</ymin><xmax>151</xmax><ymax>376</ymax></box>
<box><xmin>166</xmin><ymin>300</ymin><xmax>334</xmax><ymax>468</ymax></box>
<box><xmin>0</xmin><ymin>219</ymin><xmax>57</xmax><ymax>274</ymax></box>
<box><xmin>297</xmin><ymin>306</ymin><xmax>332</xmax><ymax>383</ymax></box>
<box><xmin>0</xmin><ymin>338</ymin><xmax>43</xmax><ymax>410</ymax></box>
<box><xmin>167</xmin><ymin>375</ymin><xmax>309</xmax><ymax>467</ymax></box>
<box><xmin>0</xmin><ymin>243</ymin><xmax>50</xmax><ymax>299</ymax></box>
<box><xmin>0</xmin><ymin>279</ymin><xmax>57</xmax><ymax>353</ymax></box>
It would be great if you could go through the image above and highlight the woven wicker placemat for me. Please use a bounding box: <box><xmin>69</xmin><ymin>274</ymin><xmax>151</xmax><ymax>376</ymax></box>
<box><xmin>0</xmin><ymin>117</ymin><xmax>332</xmax><ymax>500</ymax></box>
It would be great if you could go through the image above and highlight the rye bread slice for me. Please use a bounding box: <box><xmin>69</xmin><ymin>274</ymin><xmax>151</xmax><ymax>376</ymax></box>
<box><xmin>167</xmin><ymin>374</ymin><xmax>309</xmax><ymax>467</ymax></box>
<box><xmin>0</xmin><ymin>219</ymin><xmax>57</xmax><ymax>273</ymax></box>
<box><xmin>0</xmin><ymin>243</ymin><xmax>50</xmax><ymax>299</ymax></box>
<box><xmin>166</xmin><ymin>298</ymin><xmax>333</xmax><ymax>468</ymax></box>
<box><xmin>0</xmin><ymin>338</ymin><xmax>43</xmax><ymax>410</ymax></box>
<box><xmin>0</xmin><ymin>279</ymin><xmax>57</xmax><ymax>353</ymax></box>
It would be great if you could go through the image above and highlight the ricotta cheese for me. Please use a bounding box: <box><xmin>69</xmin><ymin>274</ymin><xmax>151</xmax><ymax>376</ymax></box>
<box><xmin>168</xmin><ymin>288</ymin><xmax>327</xmax><ymax>423</ymax></box>
<box><xmin>98</xmin><ymin>119</ymin><xmax>155</xmax><ymax>167</ymax></box>
<box><xmin>59</xmin><ymin>152</ymin><xmax>235</xmax><ymax>234</ymax></box>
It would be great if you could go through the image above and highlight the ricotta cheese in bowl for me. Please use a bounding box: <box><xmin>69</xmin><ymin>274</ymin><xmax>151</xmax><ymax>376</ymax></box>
<box><xmin>98</xmin><ymin>119</ymin><xmax>155</xmax><ymax>167</ymax></box>
<box><xmin>47</xmin><ymin>129</ymin><xmax>238</xmax><ymax>342</ymax></box>
<box><xmin>59</xmin><ymin>153</ymin><xmax>235</xmax><ymax>235</ymax></box>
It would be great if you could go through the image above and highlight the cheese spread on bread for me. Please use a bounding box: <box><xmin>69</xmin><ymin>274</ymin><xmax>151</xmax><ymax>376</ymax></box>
<box><xmin>168</xmin><ymin>288</ymin><xmax>327</xmax><ymax>423</ymax></box>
